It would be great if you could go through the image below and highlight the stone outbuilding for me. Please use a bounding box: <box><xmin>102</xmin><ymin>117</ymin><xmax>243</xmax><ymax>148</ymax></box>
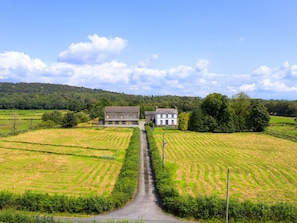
<box><xmin>104</xmin><ymin>106</ymin><xmax>140</xmax><ymax>126</ymax></box>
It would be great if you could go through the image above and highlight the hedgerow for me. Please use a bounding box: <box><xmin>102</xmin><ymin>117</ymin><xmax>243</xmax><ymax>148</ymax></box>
<box><xmin>0</xmin><ymin>127</ymin><xmax>140</xmax><ymax>215</ymax></box>
<box><xmin>145</xmin><ymin>126</ymin><xmax>297</xmax><ymax>222</ymax></box>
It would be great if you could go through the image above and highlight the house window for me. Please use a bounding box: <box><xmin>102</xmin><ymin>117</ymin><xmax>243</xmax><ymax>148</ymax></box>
<box><xmin>172</xmin><ymin>120</ymin><xmax>174</xmax><ymax>125</ymax></box>
<box><xmin>160</xmin><ymin>120</ymin><xmax>163</xmax><ymax>125</ymax></box>
<box><xmin>166</xmin><ymin>120</ymin><xmax>169</xmax><ymax>125</ymax></box>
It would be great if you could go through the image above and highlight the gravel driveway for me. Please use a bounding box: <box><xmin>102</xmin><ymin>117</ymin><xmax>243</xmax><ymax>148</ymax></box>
<box><xmin>59</xmin><ymin>123</ymin><xmax>194</xmax><ymax>223</ymax></box>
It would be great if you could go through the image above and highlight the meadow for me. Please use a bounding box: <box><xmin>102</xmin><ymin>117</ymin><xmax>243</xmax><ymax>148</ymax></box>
<box><xmin>265</xmin><ymin>115</ymin><xmax>297</xmax><ymax>142</ymax></box>
<box><xmin>0</xmin><ymin>109</ymin><xmax>45</xmax><ymax>135</ymax></box>
<box><xmin>0</xmin><ymin>127</ymin><xmax>133</xmax><ymax>196</ymax></box>
<box><xmin>153</xmin><ymin>128</ymin><xmax>297</xmax><ymax>205</ymax></box>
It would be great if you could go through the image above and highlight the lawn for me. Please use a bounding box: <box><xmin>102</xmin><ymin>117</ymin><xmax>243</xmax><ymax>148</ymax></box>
<box><xmin>0</xmin><ymin>128</ymin><xmax>133</xmax><ymax>196</ymax></box>
<box><xmin>153</xmin><ymin>128</ymin><xmax>297</xmax><ymax>205</ymax></box>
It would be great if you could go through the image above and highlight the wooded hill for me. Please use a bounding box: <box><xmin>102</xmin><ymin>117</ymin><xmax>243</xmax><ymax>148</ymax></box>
<box><xmin>0</xmin><ymin>82</ymin><xmax>201</xmax><ymax>113</ymax></box>
<box><xmin>0</xmin><ymin>82</ymin><xmax>296</xmax><ymax>117</ymax></box>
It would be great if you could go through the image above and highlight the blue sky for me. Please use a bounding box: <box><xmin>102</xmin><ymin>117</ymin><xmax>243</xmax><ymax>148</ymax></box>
<box><xmin>0</xmin><ymin>0</ymin><xmax>297</xmax><ymax>100</ymax></box>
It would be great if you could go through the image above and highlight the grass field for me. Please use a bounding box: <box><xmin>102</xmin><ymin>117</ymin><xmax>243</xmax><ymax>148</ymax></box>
<box><xmin>153</xmin><ymin>128</ymin><xmax>297</xmax><ymax>205</ymax></box>
<box><xmin>0</xmin><ymin>110</ymin><xmax>46</xmax><ymax>135</ymax></box>
<box><xmin>0</xmin><ymin>128</ymin><xmax>133</xmax><ymax>196</ymax></box>
<box><xmin>265</xmin><ymin>115</ymin><xmax>297</xmax><ymax>142</ymax></box>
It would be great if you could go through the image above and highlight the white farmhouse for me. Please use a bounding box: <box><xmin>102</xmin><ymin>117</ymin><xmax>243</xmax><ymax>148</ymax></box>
<box><xmin>155</xmin><ymin>108</ymin><xmax>178</xmax><ymax>127</ymax></box>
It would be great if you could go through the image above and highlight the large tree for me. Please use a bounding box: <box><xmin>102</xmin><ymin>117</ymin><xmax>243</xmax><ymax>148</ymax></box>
<box><xmin>200</xmin><ymin>93</ymin><xmax>235</xmax><ymax>132</ymax></box>
<box><xmin>231</xmin><ymin>92</ymin><xmax>251</xmax><ymax>131</ymax></box>
<box><xmin>61</xmin><ymin>112</ymin><xmax>77</xmax><ymax>128</ymax></box>
<box><xmin>178</xmin><ymin>112</ymin><xmax>190</xmax><ymax>131</ymax></box>
<box><xmin>248</xmin><ymin>100</ymin><xmax>270</xmax><ymax>132</ymax></box>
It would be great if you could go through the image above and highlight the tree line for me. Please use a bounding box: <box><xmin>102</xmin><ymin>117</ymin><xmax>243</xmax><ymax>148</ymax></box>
<box><xmin>179</xmin><ymin>92</ymin><xmax>271</xmax><ymax>132</ymax></box>
<box><xmin>1</xmin><ymin>83</ymin><xmax>296</xmax><ymax>129</ymax></box>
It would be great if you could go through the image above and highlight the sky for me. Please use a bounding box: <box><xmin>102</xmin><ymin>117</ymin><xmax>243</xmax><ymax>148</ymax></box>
<box><xmin>0</xmin><ymin>0</ymin><xmax>297</xmax><ymax>100</ymax></box>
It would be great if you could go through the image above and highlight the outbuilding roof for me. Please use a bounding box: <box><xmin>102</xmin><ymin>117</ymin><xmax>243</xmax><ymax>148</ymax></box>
<box><xmin>105</xmin><ymin>106</ymin><xmax>139</xmax><ymax>113</ymax></box>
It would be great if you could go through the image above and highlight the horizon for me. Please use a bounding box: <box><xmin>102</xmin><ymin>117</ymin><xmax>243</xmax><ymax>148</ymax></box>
<box><xmin>0</xmin><ymin>1</ymin><xmax>297</xmax><ymax>100</ymax></box>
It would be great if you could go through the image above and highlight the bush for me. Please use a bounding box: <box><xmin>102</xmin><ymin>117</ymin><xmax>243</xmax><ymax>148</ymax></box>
<box><xmin>109</xmin><ymin>128</ymin><xmax>140</xmax><ymax>209</ymax></box>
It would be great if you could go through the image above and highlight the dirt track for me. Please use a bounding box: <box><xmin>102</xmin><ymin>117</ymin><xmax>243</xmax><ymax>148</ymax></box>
<box><xmin>59</xmin><ymin>123</ymin><xmax>194</xmax><ymax>223</ymax></box>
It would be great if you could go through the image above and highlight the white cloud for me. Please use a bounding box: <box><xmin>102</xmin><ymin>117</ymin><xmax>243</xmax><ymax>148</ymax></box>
<box><xmin>138</xmin><ymin>54</ymin><xmax>159</xmax><ymax>67</ymax></box>
<box><xmin>253</xmin><ymin>65</ymin><xmax>271</xmax><ymax>76</ymax></box>
<box><xmin>195</xmin><ymin>59</ymin><xmax>209</xmax><ymax>74</ymax></box>
<box><xmin>0</xmin><ymin>51</ymin><xmax>47</xmax><ymax>81</ymax></box>
<box><xmin>57</xmin><ymin>34</ymin><xmax>127</xmax><ymax>65</ymax></box>
<box><xmin>239</xmin><ymin>83</ymin><xmax>256</xmax><ymax>92</ymax></box>
<box><xmin>1</xmin><ymin>35</ymin><xmax>297</xmax><ymax>99</ymax></box>
<box><xmin>291</xmin><ymin>65</ymin><xmax>297</xmax><ymax>77</ymax></box>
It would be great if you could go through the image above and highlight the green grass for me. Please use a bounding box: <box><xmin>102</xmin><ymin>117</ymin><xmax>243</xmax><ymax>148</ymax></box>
<box><xmin>265</xmin><ymin>115</ymin><xmax>297</xmax><ymax>142</ymax></box>
<box><xmin>153</xmin><ymin>129</ymin><xmax>297</xmax><ymax>205</ymax></box>
<box><xmin>0</xmin><ymin>128</ymin><xmax>133</xmax><ymax>196</ymax></box>
<box><xmin>0</xmin><ymin>109</ymin><xmax>47</xmax><ymax>135</ymax></box>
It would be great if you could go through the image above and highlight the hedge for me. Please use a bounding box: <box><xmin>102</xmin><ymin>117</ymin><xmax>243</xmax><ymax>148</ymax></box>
<box><xmin>145</xmin><ymin>126</ymin><xmax>297</xmax><ymax>222</ymax></box>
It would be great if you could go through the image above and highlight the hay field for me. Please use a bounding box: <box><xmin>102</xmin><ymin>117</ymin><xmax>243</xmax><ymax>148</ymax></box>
<box><xmin>0</xmin><ymin>128</ymin><xmax>133</xmax><ymax>196</ymax></box>
<box><xmin>153</xmin><ymin>129</ymin><xmax>297</xmax><ymax>205</ymax></box>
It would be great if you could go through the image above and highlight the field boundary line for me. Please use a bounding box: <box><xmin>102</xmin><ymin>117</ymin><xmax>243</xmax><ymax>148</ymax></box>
<box><xmin>0</xmin><ymin>145</ymin><xmax>117</xmax><ymax>161</ymax></box>
<box><xmin>1</xmin><ymin>140</ymin><xmax>117</xmax><ymax>151</ymax></box>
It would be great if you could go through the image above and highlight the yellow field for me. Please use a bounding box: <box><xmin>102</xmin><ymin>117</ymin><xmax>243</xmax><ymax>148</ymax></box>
<box><xmin>0</xmin><ymin>128</ymin><xmax>133</xmax><ymax>196</ymax></box>
<box><xmin>154</xmin><ymin>130</ymin><xmax>297</xmax><ymax>205</ymax></box>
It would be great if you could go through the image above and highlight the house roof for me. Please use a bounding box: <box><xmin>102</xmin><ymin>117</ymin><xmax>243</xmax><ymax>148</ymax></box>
<box><xmin>105</xmin><ymin>106</ymin><xmax>139</xmax><ymax>113</ymax></box>
<box><xmin>145</xmin><ymin>111</ymin><xmax>156</xmax><ymax>115</ymax></box>
<box><xmin>156</xmin><ymin>108</ymin><xmax>178</xmax><ymax>114</ymax></box>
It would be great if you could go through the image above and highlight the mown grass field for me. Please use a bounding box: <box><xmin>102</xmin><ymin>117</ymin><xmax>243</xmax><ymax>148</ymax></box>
<box><xmin>0</xmin><ymin>128</ymin><xmax>133</xmax><ymax>196</ymax></box>
<box><xmin>153</xmin><ymin>128</ymin><xmax>297</xmax><ymax>205</ymax></box>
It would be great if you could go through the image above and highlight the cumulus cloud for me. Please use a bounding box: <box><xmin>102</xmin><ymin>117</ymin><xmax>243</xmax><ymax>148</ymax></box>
<box><xmin>1</xmin><ymin>36</ymin><xmax>297</xmax><ymax>99</ymax></box>
<box><xmin>138</xmin><ymin>54</ymin><xmax>159</xmax><ymax>67</ymax></box>
<box><xmin>57</xmin><ymin>34</ymin><xmax>127</xmax><ymax>64</ymax></box>
<box><xmin>0</xmin><ymin>51</ymin><xmax>47</xmax><ymax>81</ymax></box>
<box><xmin>239</xmin><ymin>83</ymin><xmax>256</xmax><ymax>92</ymax></box>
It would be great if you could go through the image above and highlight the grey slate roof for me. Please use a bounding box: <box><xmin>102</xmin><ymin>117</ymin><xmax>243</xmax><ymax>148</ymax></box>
<box><xmin>156</xmin><ymin>108</ymin><xmax>178</xmax><ymax>114</ymax></box>
<box><xmin>105</xmin><ymin>106</ymin><xmax>139</xmax><ymax>113</ymax></box>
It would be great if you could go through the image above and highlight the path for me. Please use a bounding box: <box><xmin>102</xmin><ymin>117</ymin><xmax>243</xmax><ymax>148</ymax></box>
<box><xmin>59</xmin><ymin>123</ymin><xmax>194</xmax><ymax>223</ymax></box>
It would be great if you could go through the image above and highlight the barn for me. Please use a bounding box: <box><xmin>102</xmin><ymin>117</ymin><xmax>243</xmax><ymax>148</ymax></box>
<box><xmin>104</xmin><ymin>106</ymin><xmax>140</xmax><ymax>126</ymax></box>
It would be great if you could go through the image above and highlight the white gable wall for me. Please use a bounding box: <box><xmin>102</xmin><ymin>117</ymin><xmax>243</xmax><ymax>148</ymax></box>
<box><xmin>155</xmin><ymin>112</ymin><xmax>178</xmax><ymax>126</ymax></box>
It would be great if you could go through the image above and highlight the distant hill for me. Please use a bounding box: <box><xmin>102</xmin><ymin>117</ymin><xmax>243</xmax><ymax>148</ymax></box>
<box><xmin>1</xmin><ymin>82</ymin><xmax>296</xmax><ymax>117</ymax></box>
<box><xmin>0</xmin><ymin>82</ymin><xmax>200</xmax><ymax>112</ymax></box>
<box><xmin>0</xmin><ymin>82</ymin><xmax>109</xmax><ymax>94</ymax></box>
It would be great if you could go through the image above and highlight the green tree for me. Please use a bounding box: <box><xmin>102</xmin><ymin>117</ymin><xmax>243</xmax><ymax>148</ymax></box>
<box><xmin>189</xmin><ymin>108</ymin><xmax>205</xmax><ymax>132</ymax></box>
<box><xmin>62</xmin><ymin>112</ymin><xmax>77</xmax><ymax>128</ymax></box>
<box><xmin>178</xmin><ymin>112</ymin><xmax>190</xmax><ymax>131</ymax></box>
<box><xmin>201</xmin><ymin>93</ymin><xmax>235</xmax><ymax>132</ymax></box>
<box><xmin>74</xmin><ymin>111</ymin><xmax>90</xmax><ymax>123</ymax></box>
<box><xmin>248</xmin><ymin>100</ymin><xmax>270</xmax><ymax>132</ymax></box>
<box><xmin>231</xmin><ymin>92</ymin><xmax>251</xmax><ymax>131</ymax></box>
<box><xmin>89</xmin><ymin>98</ymin><xmax>111</xmax><ymax>119</ymax></box>
<box><xmin>42</xmin><ymin>110</ymin><xmax>62</xmax><ymax>125</ymax></box>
